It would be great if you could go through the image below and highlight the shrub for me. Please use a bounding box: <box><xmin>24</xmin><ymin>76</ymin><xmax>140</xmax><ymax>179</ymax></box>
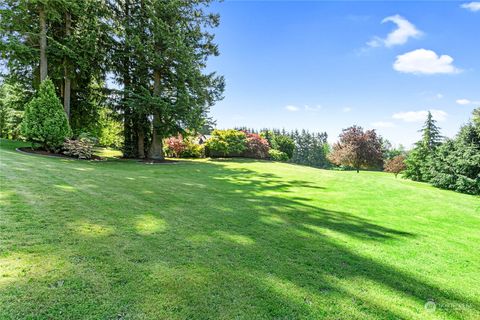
<box><xmin>164</xmin><ymin>135</ymin><xmax>205</xmax><ymax>158</ymax></box>
<box><xmin>275</xmin><ymin>135</ymin><xmax>295</xmax><ymax>159</ymax></box>
<box><xmin>384</xmin><ymin>155</ymin><xmax>406</xmax><ymax>178</ymax></box>
<box><xmin>182</xmin><ymin>141</ymin><xmax>204</xmax><ymax>158</ymax></box>
<box><xmin>205</xmin><ymin>129</ymin><xmax>246</xmax><ymax>157</ymax></box>
<box><xmin>62</xmin><ymin>137</ymin><xmax>95</xmax><ymax>159</ymax></box>
<box><xmin>21</xmin><ymin>79</ymin><xmax>71</xmax><ymax>151</ymax></box>
<box><xmin>269</xmin><ymin>149</ymin><xmax>289</xmax><ymax>161</ymax></box>
<box><xmin>244</xmin><ymin>133</ymin><xmax>270</xmax><ymax>159</ymax></box>
<box><xmin>164</xmin><ymin>135</ymin><xmax>186</xmax><ymax>158</ymax></box>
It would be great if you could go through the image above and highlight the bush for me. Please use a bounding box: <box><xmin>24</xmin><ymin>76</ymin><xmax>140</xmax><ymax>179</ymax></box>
<box><xmin>269</xmin><ymin>149</ymin><xmax>289</xmax><ymax>161</ymax></box>
<box><xmin>21</xmin><ymin>79</ymin><xmax>71</xmax><ymax>151</ymax></box>
<box><xmin>274</xmin><ymin>135</ymin><xmax>295</xmax><ymax>159</ymax></box>
<box><xmin>164</xmin><ymin>135</ymin><xmax>204</xmax><ymax>158</ymax></box>
<box><xmin>62</xmin><ymin>137</ymin><xmax>94</xmax><ymax>159</ymax></box>
<box><xmin>164</xmin><ymin>135</ymin><xmax>185</xmax><ymax>158</ymax></box>
<box><xmin>244</xmin><ymin>133</ymin><xmax>270</xmax><ymax>159</ymax></box>
<box><xmin>181</xmin><ymin>141</ymin><xmax>204</xmax><ymax>158</ymax></box>
<box><xmin>205</xmin><ymin>129</ymin><xmax>246</xmax><ymax>157</ymax></box>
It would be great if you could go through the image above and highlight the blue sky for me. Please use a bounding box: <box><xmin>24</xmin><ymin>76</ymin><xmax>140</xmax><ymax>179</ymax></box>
<box><xmin>207</xmin><ymin>1</ymin><xmax>480</xmax><ymax>147</ymax></box>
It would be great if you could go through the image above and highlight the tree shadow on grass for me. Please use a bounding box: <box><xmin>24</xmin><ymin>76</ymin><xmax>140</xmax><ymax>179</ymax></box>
<box><xmin>0</xmin><ymin>156</ymin><xmax>478</xmax><ymax>319</ymax></box>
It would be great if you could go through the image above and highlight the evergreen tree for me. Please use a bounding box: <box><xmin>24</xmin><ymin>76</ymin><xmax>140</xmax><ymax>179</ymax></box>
<box><xmin>421</xmin><ymin>111</ymin><xmax>442</xmax><ymax>150</ymax></box>
<box><xmin>404</xmin><ymin>111</ymin><xmax>443</xmax><ymax>181</ymax></box>
<box><xmin>21</xmin><ymin>78</ymin><xmax>71</xmax><ymax>151</ymax></box>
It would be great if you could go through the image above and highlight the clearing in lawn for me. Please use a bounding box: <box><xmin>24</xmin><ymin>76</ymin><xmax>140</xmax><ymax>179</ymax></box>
<box><xmin>0</xmin><ymin>139</ymin><xmax>479</xmax><ymax>319</ymax></box>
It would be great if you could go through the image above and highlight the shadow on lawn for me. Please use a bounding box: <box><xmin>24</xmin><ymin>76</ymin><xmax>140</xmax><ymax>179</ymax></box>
<box><xmin>0</xmin><ymin>154</ymin><xmax>478</xmax><ymax>319</ymax></box>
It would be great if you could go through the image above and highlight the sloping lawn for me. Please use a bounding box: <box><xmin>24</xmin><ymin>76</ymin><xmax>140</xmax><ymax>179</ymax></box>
<box><xmin>0</xmin><ymin>139</ymin><xmax>479</xmax><ymax>319</ymax></box>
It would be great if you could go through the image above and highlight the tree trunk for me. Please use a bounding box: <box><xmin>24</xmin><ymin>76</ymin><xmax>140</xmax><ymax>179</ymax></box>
<box><xmin>148</xmin><ymin>69</ymin><xmax>164</xmax><ymax>160</ymax></box>
<box><xmin>63</xmin><ymin>11</ymin><xmax>72</xmax><ymax>120</ymax></box>
<box><xmin>39</xmin><ymin>7</ymin><xmax>48</xmax><ymax>81</ymax></box>
<box><xmin>137</xmin><ymin>126</ymin><xmax>145</xmax><ymax>159</ymax></box>
<box><xmin>121</xmin><ymin>0</ymin><xmax>137</xmax><ymax>158</ymax></box>
<box><xmin>356</xmin><ymin>168</ymin><xmax>359</xmax><ymax>173</ymax></box>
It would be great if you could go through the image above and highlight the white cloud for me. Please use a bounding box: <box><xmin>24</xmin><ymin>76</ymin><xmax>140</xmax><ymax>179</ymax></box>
<box><xmin>456</xmin><ymin>98</ymin><xmax>480</xmax><ymax>105</ymax></box>
<box><xmin>304</xmin><ymin>105</ymin><xmax>322</xmax><ymax>111</ymax></box>
<box><xmin>285</xmin><ymin>105</ymin><xmax>299</xmax><ymax>112</ymax></box>
<box><xmin>342</xmin><ymin>107</ymin><xmax>352</xmax><ymax>113</ymax></box>
<box><xmin>461</xmin><ymin>2</ymin><xmax>480</xmax><ymax>11</ymax></box>
<box><xmin>367</xmin><ymin>15</ymin><xmax>422</xmax><ymax>48</ymax></box>
<box><xmin>393</xmin><ymin>49</ymin><xmax>461</xmax><ymax>75</ymax></box>
<box><xmin>456</xmin><ymin>99</ymin><xmax>471</xmax><ymax>105</ymax></box>
<box><xmin>371</xmin><ymin>121</ymin><xmax>396</xmax><ymax>128</ymax></box>
<box><xmin>392</xmin><ymin>109</ymin><xmax>448</xmax><ymax>122</ymax></box>
<box><xmin>436</xmin><ymin>93</ymin><xmax>444</xmax><ymax>99</ymax></box>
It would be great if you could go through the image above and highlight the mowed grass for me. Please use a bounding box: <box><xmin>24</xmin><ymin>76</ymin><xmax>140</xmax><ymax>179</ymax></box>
<box><xmin>0</xmin><ymin>139</ymin><xmax>479</xmax><ymax>320</ymax></box>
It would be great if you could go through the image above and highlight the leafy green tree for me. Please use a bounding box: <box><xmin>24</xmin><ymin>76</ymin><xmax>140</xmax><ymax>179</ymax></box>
<box><xmin>275</xmin><ymin>135</ymin><xmax>295</xmax><ymax>159</ymax></box>
<box><xmin>21</xmin><ymin>79</ymin><xmax>71</xmax><ymax>151</ymax></box>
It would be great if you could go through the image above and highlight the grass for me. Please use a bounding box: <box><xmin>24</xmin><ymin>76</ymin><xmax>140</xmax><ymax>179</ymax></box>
<box><xmin>0</xmin><ymin>139</ymin><xmax>479</xmax><ymax>320</ymax></box>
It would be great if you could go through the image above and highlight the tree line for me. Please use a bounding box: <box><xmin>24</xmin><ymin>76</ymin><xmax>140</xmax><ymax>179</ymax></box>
<box><xmin>0</xmin><ymin>0</ymin><xmax>224</xmax><ymax>160</ymax></box>
<box><xmin>403</xmin><ymin>109</ymin><xmax>480</xmax><ymax>195</ymax></box>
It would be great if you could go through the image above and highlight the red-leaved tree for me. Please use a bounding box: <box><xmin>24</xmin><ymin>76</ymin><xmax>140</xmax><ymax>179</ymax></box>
<box><xmin>328</xmin><ymin>126</ymin><xmax>383</xmax><ymax>172</ymax></box>
<box><xmin>384</xmin><ymin>155</ymin><xmax>407</xmax><ymax>178</ymax></box>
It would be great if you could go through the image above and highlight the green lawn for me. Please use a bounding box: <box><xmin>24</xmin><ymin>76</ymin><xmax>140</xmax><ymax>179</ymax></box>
<box><xmin>0</xmin><ymin>139</ymin><xmax>479</xmax><ymax>320</ymax></box>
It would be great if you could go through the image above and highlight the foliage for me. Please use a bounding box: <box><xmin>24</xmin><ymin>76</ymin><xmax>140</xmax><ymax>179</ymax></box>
<box><xmin>384</xmin><ymin>155</ymin><xmax>407</xmax><ymax>178</ymax></box>
<box><xmin>0</xmin><ymin>82</ymin><xmax>28</xmax><ymax>139</ymax></box>
<box><xmin>113</xmin><ymin>1</ymin><xmax>225</xmax><ymax>159</ymax></box>
<box><xmin>260</xmin><ymin>130</ymin><xmax>279</xmax><ymax>149</ymax></box>
<box><xmin>403</xmin><ymin>146</ymin><xmax>431</xmax><ymax>181</ymax></box>
<box><xmin>165</xmin><ymin>135</ymin><xmax>186</xmax><ymax>158</ymax></box>
<box><xmin>244</xmin><ymin>132</ymin><xmax>270</xmax><ymax>159</ymax></box>
<box><xmin>21</xmin><ymin>79</ymin><xmax>71</xmax><ymax>151</ymax></box>
<box><xmin>164</xmin><ymin>134</ymin><xmax>205</xmax><ymax>158</ymax></box>
<box><xmin>205</xmin><ymin>129</ymin><xmax>246</xmax><ymax>157</ymax></box>
<box><xmin>428</xmin><ymin>123</ymin><xmax>480</xmax><ymax>195</ymax></box>
<box><xmin>62</xmin><ymin>137</ymin><xmax>95</xmax><ymax>160</ymax></box>
<box><xmin>97</xmin><ymin>109</ymin><xmax>123</xmax><ymax>149</ymax></box>
<box><xmin>274</xmin><ymin>135</ymin><xmax>295</xmax><ymax>159</ymax></box>
<box><xmin>181</xmin><ymin>141</ymin><xmax>205</xmax><ymax>158</ymax></box>
<box><xmin>289</xmin><ymin>130</ymin><xmax>330</xmax><ymax>167</ymax></box>
<box><xmin>268</xmin><ymin>149</ymin><xmax>289</xmax><ymax>161</ymax></box>
<box><xmin>328</xmin><ymin>126</ymin><xmax>383</xmax><ymax>172</ymax></box>
<box><xmin>242</xmin><ymin>128</ymin><xmax>330</xmax><ymax>167</ymax></box>
<box><xmin>381</xmin><ymin>138</ymin><xmax>406</xmax><ymax>161</ymax></box>
<box><xmin>0</xmin><ymin>0</ymin><xmax>111</xmax><ymax>122</ymax></box>
<box><xmin>404</xmin><ymin>111</ymin><xmax>443</xmax><ymax>182</ymax></box>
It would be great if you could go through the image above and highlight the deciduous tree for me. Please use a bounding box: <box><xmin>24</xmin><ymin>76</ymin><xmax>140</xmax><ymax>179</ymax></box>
<box><xmin>328</xmin><ymin>126</ymin><xmax>383</xmax><ymax>172</ymax></box>
<box><xmin>384</xmin><ymin>155</ymin><xmax>407</xmax><ymax>178</ymax></box>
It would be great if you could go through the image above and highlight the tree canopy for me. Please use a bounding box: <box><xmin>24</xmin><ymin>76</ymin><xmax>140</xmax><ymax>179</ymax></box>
<box><xmin>328</xmin><ymin>125</ymin><xmax>383</xmax><ymax>172</ymax></box>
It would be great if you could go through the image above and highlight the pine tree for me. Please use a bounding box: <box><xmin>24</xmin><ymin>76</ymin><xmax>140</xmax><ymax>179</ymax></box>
<box><xmin>404</xmin><ymin>111</ymin><xmax>443</xmax><ymax>181</ymax></box>
<box><xmin>420</xmin><ymin>111</ymin><xmax>442</xmax><ymax>151</ymax></box>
